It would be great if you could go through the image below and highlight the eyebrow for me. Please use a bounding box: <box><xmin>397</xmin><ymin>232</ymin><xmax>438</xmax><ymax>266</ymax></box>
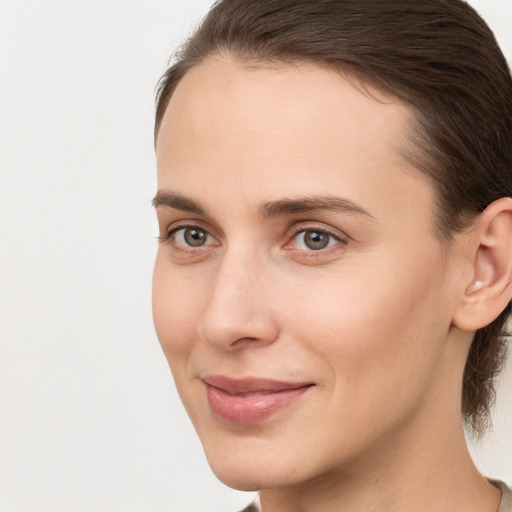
<box><xmin>152</xmin><ymin>191</ymin><xmax>205</xmax><ymax>215</ymax></box>
<box><xmin>259</xmin><ymin>196</ymin><xmax>373</xmax><ymax>219</ymax></box>
<box><xmin>152</xmin><ymin>191</ymin><xmax>372</xmax><ymax>219</ymax></box>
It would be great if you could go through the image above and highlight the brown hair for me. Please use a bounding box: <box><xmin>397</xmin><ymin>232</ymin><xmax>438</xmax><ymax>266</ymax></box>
<box><xmin>155</xmin><ymin>0</ymin><xmax>512</xmax><ymax>435</ymax></box>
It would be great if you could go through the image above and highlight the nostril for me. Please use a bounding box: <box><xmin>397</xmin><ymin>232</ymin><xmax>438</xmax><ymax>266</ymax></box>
<box><xmin>198</xmin><ymin>309</ymin><xmax>280</xmax><ymax>351</ymax></box>
<box><xmin>230</xmin><ymin>336</ymin><xmax>262</xmax><ymax>348</ymax></box>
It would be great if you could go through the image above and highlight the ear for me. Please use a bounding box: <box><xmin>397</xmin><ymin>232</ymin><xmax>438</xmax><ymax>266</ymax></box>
<box><xmin>453</xmin><ymin>197</ymin><xmax>512</xmax><ymax>331</ymax></box>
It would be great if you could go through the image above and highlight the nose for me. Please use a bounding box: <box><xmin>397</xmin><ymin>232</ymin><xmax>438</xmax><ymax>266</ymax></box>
<box><xmin>198</xmin><ymin>250</ymin><xmax>280</xmax><ymax>351</ymax></box>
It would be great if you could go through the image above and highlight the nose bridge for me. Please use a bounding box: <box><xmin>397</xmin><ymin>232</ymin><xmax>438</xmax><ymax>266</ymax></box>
<box><xmin>198</xmin><ymin>243</ymin><xmax>278</xmax><ymax>349</ymax></box>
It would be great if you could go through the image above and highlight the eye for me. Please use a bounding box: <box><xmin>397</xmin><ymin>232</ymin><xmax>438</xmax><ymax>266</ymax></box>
<box><xmin>172</xmin><ymin>226</ymin><xmax>215</xmax><ymax>248</ymax></box>
<box><xmin>292</xmin><ymin>229</ymin><xmax>339</xmax><ymax>251</ymax></box>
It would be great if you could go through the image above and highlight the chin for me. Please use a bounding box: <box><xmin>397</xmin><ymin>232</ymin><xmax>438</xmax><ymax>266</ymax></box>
<box><xmin>203</xmin><ymin>443</ymin><xmax>269</xmax><ymax>490</ymax></box>
<box><xmin>208</xmin><ymin>461</ymin><xmax>291</xmax><ymax>492</ymax></box>
<box><xmin>212</xmin><ymin>470</ymin><xmax>263</xmax><ymax>492</ymax></box>
<box><xmin>203</xmin><ymin>437</ymin><xmax>316</xmax><ymax>492</ymax></box>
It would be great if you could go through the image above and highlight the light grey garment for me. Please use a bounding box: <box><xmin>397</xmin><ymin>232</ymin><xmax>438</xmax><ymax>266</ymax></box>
<box><xmin>493</xmin><ymin>480</ymin><xmax>512</xmax><ymax>512</ymax></box>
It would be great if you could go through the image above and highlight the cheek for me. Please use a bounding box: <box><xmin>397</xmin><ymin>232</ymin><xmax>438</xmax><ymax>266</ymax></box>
<box><xmin>152</xmin><ymin>256</ymin><xmax>209</xmax><ymax>421</ymax></box>
<box><xmin>288</xmin><ymin>251</ymin><xmax>451</xmax><ymax>401</ymax></box>
<box><xmin>152</xmin><ymin>254</ymin><xmax>204</xmax><ymax>359</ymax></box>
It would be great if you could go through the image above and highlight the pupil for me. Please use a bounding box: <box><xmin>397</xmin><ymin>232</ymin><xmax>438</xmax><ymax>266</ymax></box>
<box><xmin>184</xmin><ymin>228</ymin><xmax>206</xmax><ymax>247</ymax></box>
<box><xmin>304</xmin><ymin>231</ymin><xmax>329</xmax><ymax>250</ymax></box>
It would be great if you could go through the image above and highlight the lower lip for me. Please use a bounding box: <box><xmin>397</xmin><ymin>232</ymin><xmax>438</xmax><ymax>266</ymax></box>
<box><xmin>206</xmin><ymin>384</ymin><xmax>311</xmax><ymax>425</ymax></box>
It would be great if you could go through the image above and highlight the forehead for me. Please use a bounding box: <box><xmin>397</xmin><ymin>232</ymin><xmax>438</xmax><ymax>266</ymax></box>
<box><xmin>157</xmin><ymin>57</ymin><xmax>413</xmax><ymax>157</ymax></box>
<box><xmin>156</xmin><ymin>57</ymin><xmax>433</xmax><ymax>223</ymax></box>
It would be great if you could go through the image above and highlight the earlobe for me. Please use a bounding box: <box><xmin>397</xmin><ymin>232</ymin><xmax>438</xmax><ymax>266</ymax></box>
<box><xmin>453</xmin><ymin>197</ymin><xmax>512</xmax><ymax>332</ymax></box>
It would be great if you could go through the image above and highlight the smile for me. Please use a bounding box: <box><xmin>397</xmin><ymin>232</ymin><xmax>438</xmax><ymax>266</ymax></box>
<box><xmin>202</xmin><ymin>375</ymin><xmax>314</xmax><ymax>425</ymax></box>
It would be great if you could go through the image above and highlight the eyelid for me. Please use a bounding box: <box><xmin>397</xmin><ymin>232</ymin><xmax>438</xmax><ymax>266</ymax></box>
<box><xmin>157</xmin><ymin>219</ymin><xmax>348</xmax><ymax>260</ymax></box>
<box><xmin>157</xmin><ymin>220</ymin><xmax>219</xmax><ymax>246</ymax></box>
<box><xmin>285</xmin><ymin>222</ymin><xmax>348</xmax><ymax>244</ymax></box>
<box><xmin>282</xmin><ymin>222</ymin><xmax>349</xmax><ymax>259</ymax></box>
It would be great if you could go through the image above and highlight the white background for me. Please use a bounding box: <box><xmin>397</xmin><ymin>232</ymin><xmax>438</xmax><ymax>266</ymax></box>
<box><xmin>0</xmin><ymin>1</ymin><xmax>511</xmax><ymax>511</ymax></box>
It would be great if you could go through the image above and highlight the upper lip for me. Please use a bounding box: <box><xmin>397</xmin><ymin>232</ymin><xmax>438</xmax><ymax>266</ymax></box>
<box><xmin>202</xmin><ymin>375</ymin><xmax>314</xmax><ymax>395</ymax></box>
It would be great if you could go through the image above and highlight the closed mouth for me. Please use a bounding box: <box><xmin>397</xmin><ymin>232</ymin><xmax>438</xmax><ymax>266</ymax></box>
<box><xmin>202</xmin><ymin>375</ymin><xmax>314</xmax><ymax>425</ymax></box>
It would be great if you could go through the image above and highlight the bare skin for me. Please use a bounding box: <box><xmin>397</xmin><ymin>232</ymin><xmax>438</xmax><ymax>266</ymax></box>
<box><xmin>153</xmin><ymin>57</ymin><xmax>509</xmax><ymax>512</ymax></box>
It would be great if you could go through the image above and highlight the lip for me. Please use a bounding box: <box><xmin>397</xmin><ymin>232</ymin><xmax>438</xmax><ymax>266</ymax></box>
<box><xmin>203</xmin><ymin>375</ymin><xmax>314</xmax><ymax>426</ymax></box>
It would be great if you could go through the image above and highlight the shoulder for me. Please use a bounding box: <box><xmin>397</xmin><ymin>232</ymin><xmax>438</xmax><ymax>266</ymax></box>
<box><xmin>491</xmin><ymin>480</ymin><xmax>512</xmax><ymax>512</ymax></box>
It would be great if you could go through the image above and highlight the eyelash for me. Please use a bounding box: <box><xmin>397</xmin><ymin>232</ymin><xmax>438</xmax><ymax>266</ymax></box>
<box><xmin>284</xmin><ymin>225</ymin><xmax>347</xmax><ymax>258</ymax></box>
<box><xmin>157</xmin><ymin>223</ymin><xmax>216</xmax><ymax>252</ymax></box>
<box><xmin>158</xmin><ymin>226</ymin><xmax>190</xmax><ymax>244</ymax></box>
<box><xmin>158</xmin><ymin>223</ymin><xmax>347</xmax><ymax>258</ymax></box>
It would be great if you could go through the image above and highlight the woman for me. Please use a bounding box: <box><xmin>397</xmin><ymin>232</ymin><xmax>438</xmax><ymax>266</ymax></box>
<box><xmin>152</xmin><ymin>1</ymin><xmax>512</xmax><ymax>510</ymax></box>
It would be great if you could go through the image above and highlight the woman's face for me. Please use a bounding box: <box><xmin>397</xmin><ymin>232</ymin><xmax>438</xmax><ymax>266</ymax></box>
<box><xmin>153</xmin><ymin>58</ymin><xmax>466</xmax><ymax>491</ymax></box>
